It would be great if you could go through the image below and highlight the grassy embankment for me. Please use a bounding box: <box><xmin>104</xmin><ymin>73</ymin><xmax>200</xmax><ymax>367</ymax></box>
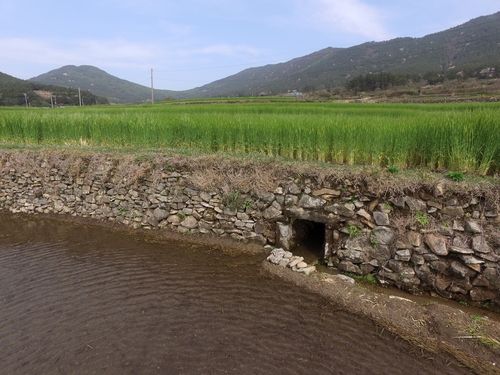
<box><xmin>0</xmin><ymin>100</ymin><xmax>499</xmax><ymax>176</ymax></box>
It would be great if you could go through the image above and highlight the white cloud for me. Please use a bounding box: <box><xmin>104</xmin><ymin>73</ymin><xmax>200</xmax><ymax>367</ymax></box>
<box><xmin>301</xmin><ymin>0</ymin><xmax>390</xmax><ymax>41</ymax></box>
<box><xmin>0</xmin><ymin>37</ymin><xmax>156</xmax><ymax>69</ymax></box>
<box><xmin>197</xmin><ymin>44</ymin><xmax>263</xmax><ymax>56</ymax></box>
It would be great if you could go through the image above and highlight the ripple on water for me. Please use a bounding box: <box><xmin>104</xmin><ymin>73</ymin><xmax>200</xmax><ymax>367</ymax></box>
<box><xmin>0</xmin><ymin>213</ymin><xmax>473</xmax><ymax>375</ymax></box>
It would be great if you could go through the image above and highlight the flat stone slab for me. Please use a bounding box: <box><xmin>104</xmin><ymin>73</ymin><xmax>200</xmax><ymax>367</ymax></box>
<box><xmin>331</xmin><ymin>274</ymin><xmax>355</xmax><ymax>284</ymax></box>
<box><xmin>313</xmin><ymin>188</ymin><xmax>341</xmax><ymax>197</ymax></box>
<box><xmin>459</xmin><ymin>255</ymin><xmax>485</xmax><ymax>265</ymax></box>
<box><xmin>296</xmin><ymin>266</ymin><xmax>316</xmax><ymax>276</ymax></box>
<box><xmin>266</xmin><ymin>248</ymin><xmax>286</xmax><ymax>264</ymax></box>
<box><xmin>472</xmin><ymin>235</ymin><xmax>491</xmax><ymax>253</ymax></box>
<box><xmin>298</xmin><ymin>195</ymin><xmax>326</xmax><ymax>208</ymax></box>
<box><xmin>356</xmin><ymin>208</ymin><xmax>372</xmax><ymax>221</ymax></box>
<box><xmin>441</xmin><ymin>206</ymin><xmax>464</xmax><ymax>217</ymax></box>
<box><xmin>424</xmin><ymin>234</ymin><xmax>448</xmax><ymax>256</ymax></box>
<box><xmin>450</xmin><ymin>246</ymin><xmax>474</xmax><ymax>255</ymax></box>
<box><xmin>465</xmin><ymin>220</ymin><xmax>482</xmax><ymax>234</ymax></box>
<box><xmin>288</xmin><ymin>257</ymin><xmax>304</xmax><ymax>268</ymax></box>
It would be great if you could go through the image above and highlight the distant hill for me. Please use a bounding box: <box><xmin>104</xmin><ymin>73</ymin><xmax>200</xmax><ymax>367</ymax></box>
<box><xmin>25</xmin><ymin>11</ymin><xmax>500</xmax><ymax>100</ymax></box>
<box><xmin>185</xmin><ymin>11</ymin><xmax>500</xmax><ymax>97</ymax></box>
<box><xmin>0</xmin><ymin>71</ymin><xmax>107</xmax><ymax>107</ymax></box>
<box><xmin>29</xmin><ymin>65</ymin><xmax>181</xmax><ymax>104</ymax></box>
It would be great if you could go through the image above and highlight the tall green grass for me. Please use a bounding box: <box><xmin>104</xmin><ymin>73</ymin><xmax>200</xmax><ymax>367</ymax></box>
<box><xmin>0</xmin><ymin>102</ymin><xmax>499</xmax><ymax>175</ymax></box>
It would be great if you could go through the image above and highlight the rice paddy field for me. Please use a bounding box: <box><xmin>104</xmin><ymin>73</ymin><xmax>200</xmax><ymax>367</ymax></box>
<box><xmin>0</xmin><ymin>101</ymin><xmax>499</xmax><ymax>175</ymax></box>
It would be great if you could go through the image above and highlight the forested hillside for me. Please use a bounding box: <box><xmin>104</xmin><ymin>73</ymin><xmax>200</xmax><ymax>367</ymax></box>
<box><xmin>0</xmin><ymin>72</ymin><xmax>108</xmax><ymax>107</ymax></box>
<box><xmin>183</xmin><ymin>11</ymin><xmax>500</xmax><ymax>97</ymax></box>
<box><xmin>29</xmin><ymin>65</ymin><xmax>180</xmax><ymax>104</ymax></box>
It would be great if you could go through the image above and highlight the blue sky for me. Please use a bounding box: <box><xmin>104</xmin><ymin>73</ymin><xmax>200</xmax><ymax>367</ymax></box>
<box><xmin>1</xmin><ymin>1</ymin><xmax>498</xmax><ymax>91</ymax></box>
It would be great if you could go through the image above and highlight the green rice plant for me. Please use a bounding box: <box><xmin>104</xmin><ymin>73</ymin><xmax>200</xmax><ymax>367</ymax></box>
<box><xmin>387</xmin><ymin>165</ymin><xmax>399</xmax><ymax>174</ymax></box>
<box><xmin>1</xmin><ymin>102</ymin><xmax>499</xmax><ymax>175</ymax></box>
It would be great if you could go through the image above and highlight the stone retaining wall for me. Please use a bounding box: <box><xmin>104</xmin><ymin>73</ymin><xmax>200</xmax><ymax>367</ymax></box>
<box><xmin>1</xmin><ymin>151</ymin><xmax>499</xmax><ymax>307</ymax></box>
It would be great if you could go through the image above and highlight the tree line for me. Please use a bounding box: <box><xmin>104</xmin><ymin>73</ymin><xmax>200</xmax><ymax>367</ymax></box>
<box><xmin>0</xmin><ymin>77</ymin><xmax>108</xmax><ymax>107</ymax></box>
<box><xmin>345</xmin><ymin>64</ymin><xmax>499</xmax><ymax>93</ymax></box>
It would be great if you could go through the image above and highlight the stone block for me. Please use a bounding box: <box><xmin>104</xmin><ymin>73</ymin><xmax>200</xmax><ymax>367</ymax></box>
<box><xmin>372</xmin><ymin>226</ymin><xmax>396</xmax><ymax>245</ymax></box>
<box><xmin>373</xmin><ymin>211</ymin><xmax>389</xmax><ymax>226</ymax></box>
<box><xmin>433</xmin><ymin>180</ymin><xmax>446</xmax><ymax>197</ymax></box>
<box><xmin>470</xmin><ymin>287</ymin><xmax>497</xmax><ymax>302</ymax></box>
<box><xmin>441</xmin><ymin>206</ymin><xmax>464</xmax><ymax>217</ymax></box>
<box><xmin>313</xmin><ymin>188</ymin><xmax>341</xmax><ymax>197</ymax></box>
<box><xmin>337</xmin><ymin>250</ymin><xmax>365</xmax><ymax>264</ymax></box>
<box><xmin>338</xmin><ymin>261</ymin><xmax>362</xmax><ymax>275</ymax></box>
<box><xmin>356</xmin><ymin>208</ymin><xmax>372</xmax><ymax>221</ymax></box>
<box><xmin>406</xmin><ymin>197</ymin><xmax>427</xmax><ymax>212</ymax></box>
<box><xmin>368</xmin><ymin>244</ymin><xmax>391</xmax><ymax>263</ymax></box>
<box><xmin>411</xmin><ymin>254</ymin><xmax>425</xmax><ymax>265</ymax></box>
<box><xmin>407</xmin><ymin>231</ymin><xmax>422</xmax><ymax>247</ymax></box>
<box><xmin>287</xmin><ymin>183</ymin><xmax>301</xmax><ymax>195</ymax></box>
<box><xmin>424</xmin><ymin>233</ymin><xmax>448</xmax><ymax>256</ymax></box>
<box><xmin>472</xmin><ymin>235</ymin><xmax>491</xmax><ymax>253</ymax></box>
<box><xmin>395</xmin><ymin>249</ymin><xmax>411</xmax><ymax>262</ymax></box>
<box><xmin>465</xmin><ymin>220</ymin><xmax>482</xmax><ymax>234</ymax></box>
<box><xmin>450</xmin><ymin>261</ymin><xmax>475</xmax><ymax>278</ymax></box>
<box><xmin>298</xmin><ymin>195</ymin><xmax>326</xmax><ymax>209</ymax></box>
<box><xmin>180</xmin><ymin>216</ymin><xmax>198</xmax><ymax>229</ymax></box>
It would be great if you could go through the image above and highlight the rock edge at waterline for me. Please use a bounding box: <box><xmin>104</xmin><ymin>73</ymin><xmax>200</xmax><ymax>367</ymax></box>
<box><xmin>262</xmin><ymin>260</ymin><xmax>500</xmax><ymax>375</ymax></box>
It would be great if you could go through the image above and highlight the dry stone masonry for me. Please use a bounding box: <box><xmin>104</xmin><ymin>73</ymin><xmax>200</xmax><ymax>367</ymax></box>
<box><xmin>1</xmin><ymin>152</ymin><xmax>499</xmax><ymax>307</ymax></box>
<box><xmin>266</xmin><ymin>248</ymin><xmax>317</xmax><ymax>276</ymax></box>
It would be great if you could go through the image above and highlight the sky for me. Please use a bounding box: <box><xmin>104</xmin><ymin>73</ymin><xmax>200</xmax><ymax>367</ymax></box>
<box><xmin>0</xmin><ymin>1</ymin><xmax>499</xmax><ymax>91</ymax></box>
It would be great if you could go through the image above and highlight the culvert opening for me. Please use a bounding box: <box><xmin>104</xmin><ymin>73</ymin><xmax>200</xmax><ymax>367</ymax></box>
<box><xmin>291</xmin><ymin>220</ymin><xmax>325</xmax><ymax>263</ymax></box>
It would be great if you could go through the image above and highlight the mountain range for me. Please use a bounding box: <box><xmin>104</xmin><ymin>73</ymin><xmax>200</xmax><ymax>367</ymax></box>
<box><xmin>1</xmin><ymin>11</ymin><xmax>500</xmax><ymax>104</ymax></box>
<box><xmin>186</xmin><ymin>11</ymin><xmax>500</xmax><ymax>97</ymax></box>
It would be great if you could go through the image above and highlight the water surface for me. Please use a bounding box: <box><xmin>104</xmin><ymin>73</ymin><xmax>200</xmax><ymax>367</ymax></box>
<box><xmin>0</xmin><ymin>213</ymin><xmax>472</xmax><ymax>374</ymax></box>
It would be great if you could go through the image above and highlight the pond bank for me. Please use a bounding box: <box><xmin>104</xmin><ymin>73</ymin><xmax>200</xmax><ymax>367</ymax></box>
<box><xmin>1</xmin><ymin>148</ymin><xmax>500</xmax><ymax>373</ymax></box>
<box><xmin>262</xmin><ymin>260</ymin><xmax>500</xmax><ymax>374</ymax></box>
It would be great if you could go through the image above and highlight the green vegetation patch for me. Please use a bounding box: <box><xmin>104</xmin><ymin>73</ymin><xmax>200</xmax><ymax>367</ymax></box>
<box><xmin>1</xmin><ymin>101</ymin><xmax>499</xmax><ymax>175</ymax></box>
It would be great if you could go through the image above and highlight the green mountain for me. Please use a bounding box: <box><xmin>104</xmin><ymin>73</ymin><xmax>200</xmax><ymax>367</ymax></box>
<box><xmin>185</xmin><ymin>11</ymin><xmax>500</xmax><ymax>97</ymax></box>
<box><xmin>0</xmin><ymin>71</ymin><xmax>107</xmax><ymax>107</ymax></box>
<box><xmin>25</xmin><ymin>11</ymin><xmax>500</xmax><ymax>100</ymax></box>
<box><xmin>29</xmin><ymin>65</ymin><xmax>180</xmax><ymax>104</ymax></box>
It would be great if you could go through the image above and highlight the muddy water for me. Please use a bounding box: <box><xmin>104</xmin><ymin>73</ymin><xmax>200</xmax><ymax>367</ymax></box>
<box><xmin>0</xmin><ymin>213</ymin><xmax>473</xmax><ymax>375</ymax></box>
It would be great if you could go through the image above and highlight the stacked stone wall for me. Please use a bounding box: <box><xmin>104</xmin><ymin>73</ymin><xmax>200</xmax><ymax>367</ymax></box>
<box><xmin>0</xmin><ymin>152</ymin><xmax>499</xmax><ymax>306</ymax></box>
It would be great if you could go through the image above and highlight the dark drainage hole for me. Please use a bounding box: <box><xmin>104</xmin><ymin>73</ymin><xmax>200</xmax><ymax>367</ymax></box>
<box><xmin>290</xmin><ymin>220</ymin><xmax>325</xmax><ymax>263</ymax></box>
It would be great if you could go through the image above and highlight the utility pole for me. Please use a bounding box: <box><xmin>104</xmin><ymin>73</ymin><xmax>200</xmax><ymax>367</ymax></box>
<box><xmin>78</xmin><ymin>87</ymin><xmax>82</xmax><ymax>106</ymax></box>
<box><xmin>23</xmin><ymin>93</ymin><xmax>28</xmax><ymax>107</ymax></box>
<box><xmin>151</xmin><ymin>68</ymin><xmax>154</xmax><ymax>105</ymax></box>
